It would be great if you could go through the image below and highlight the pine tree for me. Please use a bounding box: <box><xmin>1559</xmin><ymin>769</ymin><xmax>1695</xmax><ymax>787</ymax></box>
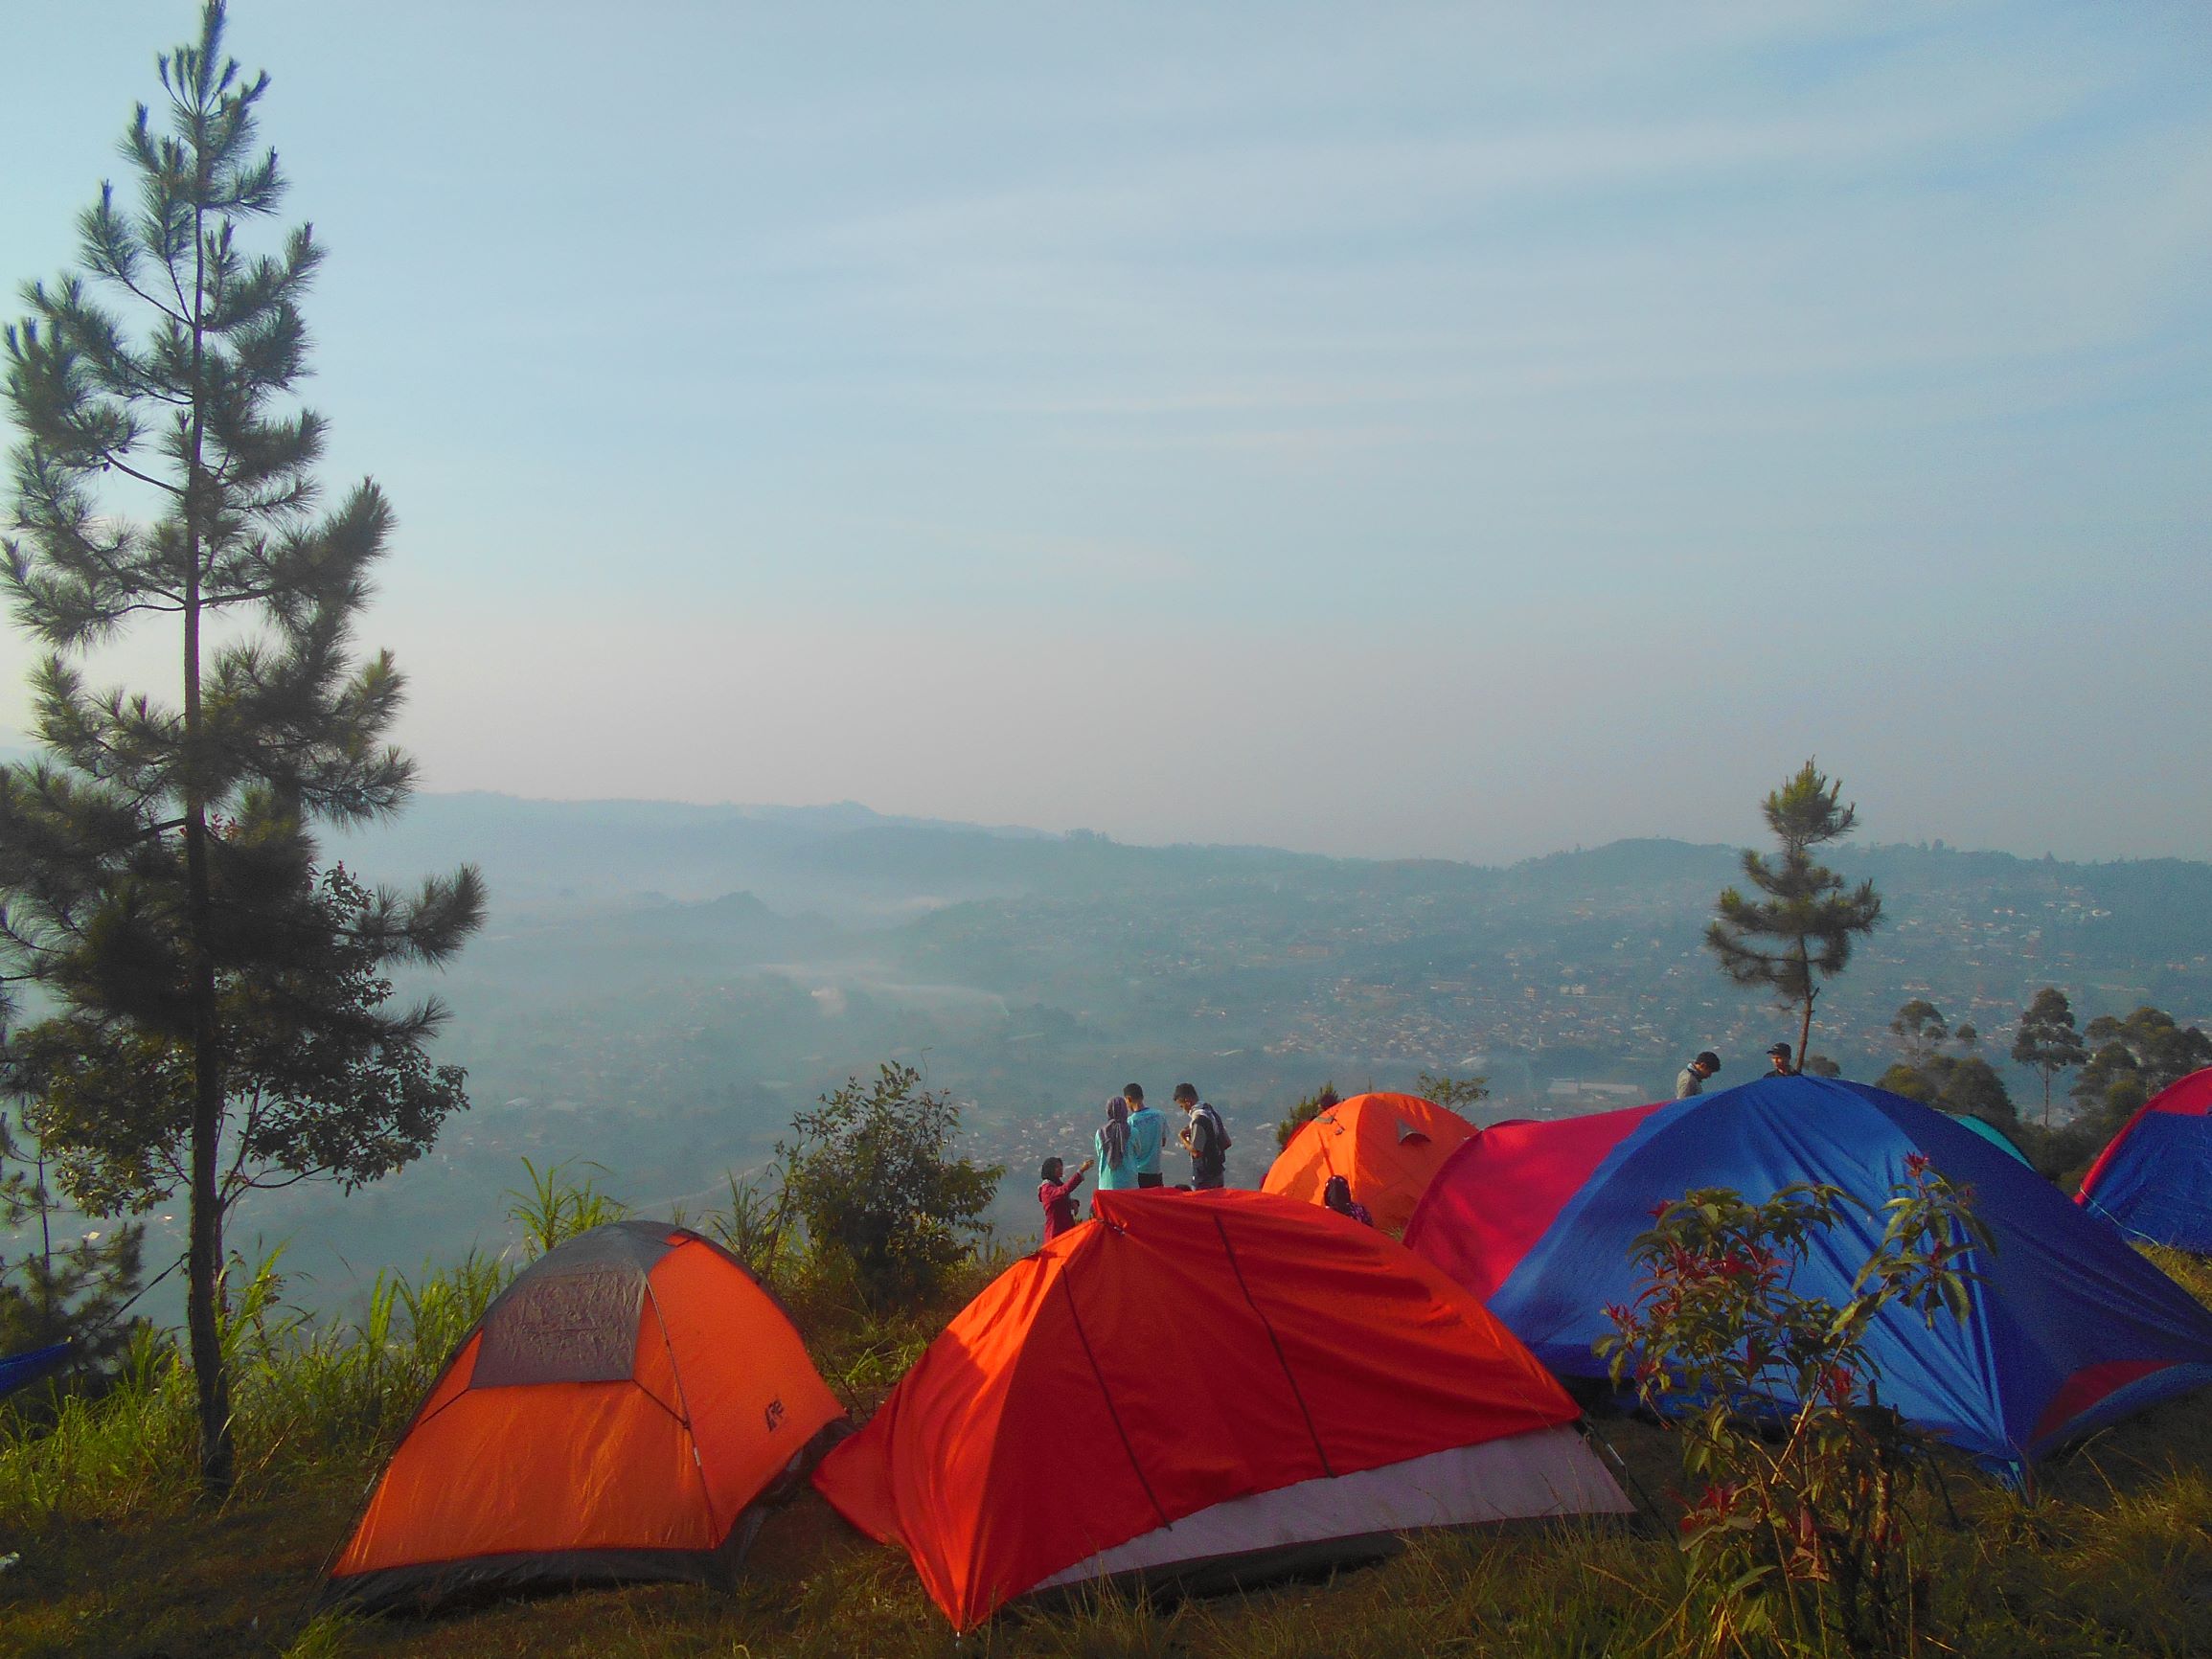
<box><xmin>1706</xmin><ymin>761</ymin><xmax>1883</xmax><ymax>1069</ymax></box>
<box><xmin>2010</xmin><ymin>987</ymin><xmax>2087</xmax><ymax>1127</ymax></box>
<box><xmin>0</xmin><ymin>3</ymin><xmax>482</xmax><ymax>1494</ymax></box>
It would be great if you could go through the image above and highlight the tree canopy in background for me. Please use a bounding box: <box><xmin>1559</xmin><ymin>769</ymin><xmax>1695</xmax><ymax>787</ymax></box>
<box><xmin>1876</xmin><ymin>1000</ymin><xmax>2018</xmax><ymax>1130</ymax></box>
<box><xmin>2073</xmin><ymin>1007</ymin><xmax>2212</xmax><ymax>1131</ymax></box>
<box><xmin>2011</xmin><ymin>987</ymin><xmax>2087</xmax><ymax>1127</ymax></box>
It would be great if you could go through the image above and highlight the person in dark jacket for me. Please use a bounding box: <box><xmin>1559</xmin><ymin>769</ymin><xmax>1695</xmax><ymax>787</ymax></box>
<box><xmin>1175</xmin><ymin>1082</ymin><xmax>1231</xmax><ymax>1189</ymax></box>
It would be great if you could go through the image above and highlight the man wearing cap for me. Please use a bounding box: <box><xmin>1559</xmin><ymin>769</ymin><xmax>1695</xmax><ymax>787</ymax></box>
<box><xmin>1676</xmin><ymin>1050</ymin><xmax>1722</xmax><ymax>1099</ymax></box>
<box><xmin>1766</xmin><ymin>1042</ymin><xmax>1795</xmax><ymax>1078</ymax></box>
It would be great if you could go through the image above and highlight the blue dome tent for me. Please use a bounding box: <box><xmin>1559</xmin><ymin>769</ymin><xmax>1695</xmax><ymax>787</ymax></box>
<box><xmin>2077</xmin><ymin>1068</ymin><xmax>2212</xmax><ymax>1250</ymax></box>
<box><xmin>1406</xmin><ymin>1075</ymin><xmax>2212</xmax><ymax>1476</ymax></box>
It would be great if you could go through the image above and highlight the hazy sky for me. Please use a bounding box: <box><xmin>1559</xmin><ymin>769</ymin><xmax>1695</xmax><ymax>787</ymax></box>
<box><xmin>2</xmin><ymin>3</ymin><xmax>2207</xmax><ymax>863</ymax></box>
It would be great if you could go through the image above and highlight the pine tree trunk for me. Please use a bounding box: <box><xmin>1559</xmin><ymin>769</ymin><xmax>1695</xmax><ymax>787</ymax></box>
<box><xmin>180</xmin><ymin>189</ymin><xmax>234</xmax><ymax>1500</ymax></box>
<box><xmin>1796</xmin><ymin>992</ymin><xmax>1814</xmax><ymax>1077</ymax></box>
<box><xmin>183</xmin><ymin>810</ymin><xmax>232</xmax><ymax>1498</ymax></box>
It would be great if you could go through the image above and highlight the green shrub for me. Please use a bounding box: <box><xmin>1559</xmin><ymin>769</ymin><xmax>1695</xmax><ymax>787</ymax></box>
<box><xmin>778</xmin><ymin>1064</ymin><xmax>1001</xmax><ymax>1312</ymax></box>
<box><xmin>1597</xmin><ymin>1163</ymin><xmax>1987</xmax><ymax>1657</ymax></box>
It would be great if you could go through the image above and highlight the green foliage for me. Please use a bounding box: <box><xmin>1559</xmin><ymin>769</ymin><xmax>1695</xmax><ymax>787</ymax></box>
<box><xmin>2074</xmin><ymin>1005</ymin><xmax>2212</xmax><ymax>1118</ymax></box>
<box><xmin>504</xmin><ymin>1156</ymin><xmax>628</xmax><ymax>1258</ymax></box>
<box><xmin>2010</xmin><ymin>986</ymin><xmax>2087</xmax><ymax>1126</ymax></box>
<box><xmin>1415</xmin><ymin>1070</ymin><xmax>1491</xmax><ymax>1113</ymax></box>
<box><xmin>696</xmin><ymin>1170</ymin><xmax>791</xmax><ymax>1279</ymax></box>
<box><xmin>1597</xmin><ymin>1165</ymin><xmax>1990</xmax><ymax>1656</ymax></box>
<box><xmin>8</xmin><ymin>867</ymin><xmax>470</xmax><ymax>1217</ymax></box>
<box><xmin>777</xmin><ymin>1062</ymin><xmax>1002</xmax><ymax>1312</ymax></box>
<box><xmin>1274</xmin><ymin>1080</ymin><xmax>1339</xmax><ymax>1150</ymax></box>
<box><xmin>1706</xmin><ymin>761</ymin><xmax>1883</xmax><ymax>1064</ymax></box>
<box><xmin>1799</xmin><ymin>1053</ymin><xmax>1842</xmax><ymax>1079</ymax></box>
<box><xmin>1878</xmin><ymin>1002</ymin><xmax>2018</xmax><ymax>1130</ymax></box>
<box><xmin>0</xmin><ymin>1241</ymin><xmax>506</xmax><ymax>1527</ymax></box>
<box><xmin>0</xmin><ymin>1098</ymin><xmax>147</xmax><ymax>1378</ymax></box>
<box><xmin>7</xmin><ymin>1227</ymin><xmax>2212</xmax><ymax>1657</ymax></box>
<box><xmin>1878</xmin><ymin>1056</ymin><xmax>2016</xmax><ymax>1128</ymax></box>
<box><xmin>0</xmin><ymin>0</ymin><xmax>483</xmax><ymax>1493</ymax></box>
<box><xmin>1888</xmin><ymin>999</ymin><xmax>1949</xmax><ymax>1061</ymax></box>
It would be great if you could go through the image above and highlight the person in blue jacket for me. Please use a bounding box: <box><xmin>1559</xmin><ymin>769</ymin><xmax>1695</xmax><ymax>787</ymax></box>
<box><xmin>1124</xmin><ymin>1083</ymin><xmax>1166</xmax><ymax>1189</ymax></box>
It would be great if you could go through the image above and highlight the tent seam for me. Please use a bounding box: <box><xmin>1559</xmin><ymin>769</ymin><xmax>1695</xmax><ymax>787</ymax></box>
<box><xmin>1058</xmin><ymin>1270</ymin><xmax>1170</xmax><ymax>1530</ymax></box>
<box><xmin>643</xmin><ymin>1268</ymin><xmax>722</xmax><ymax>1541</ymax></box>
<box><xmin>1211</xmin><ymin>1213</ymin><xmax>1334</xmax><ymax>1479</ymax></box>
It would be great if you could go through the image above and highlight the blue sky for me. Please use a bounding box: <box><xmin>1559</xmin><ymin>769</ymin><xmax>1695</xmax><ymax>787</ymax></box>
<box><xmin>1</xmin><ymin>3</ymin><xmax>2207</xmax><ymax>861</ymax></box>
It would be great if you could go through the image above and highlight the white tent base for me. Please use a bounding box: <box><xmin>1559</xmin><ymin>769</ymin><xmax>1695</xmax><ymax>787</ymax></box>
<box><xmin>1033</xmin><ymin>1425</ymin><xmax>1632</xmax><ymax>1595</ymax></box>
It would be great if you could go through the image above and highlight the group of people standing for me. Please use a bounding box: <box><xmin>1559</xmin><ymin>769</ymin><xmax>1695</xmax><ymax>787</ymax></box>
<box><xmin>1038</xmin><ymin>1083</ymin><xmax>1233</xmax><ymax>1242</ymax></box>
<box><xmin>1675</xmin><ymin>1041</ymin><xmax>1799</xmax><ymax>1099</ymax></box>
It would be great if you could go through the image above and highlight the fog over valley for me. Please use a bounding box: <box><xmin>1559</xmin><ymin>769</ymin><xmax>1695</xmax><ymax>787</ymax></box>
<box><xmin>72</xmin><ymin>787</ymin><xmax>2178</xmax><ymax>1314</ymax></box>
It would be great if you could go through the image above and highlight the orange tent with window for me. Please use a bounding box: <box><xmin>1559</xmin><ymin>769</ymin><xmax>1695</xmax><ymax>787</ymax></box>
<box><xmin>1262</xmin><ymin>1092</ymin><xmax>1476</xmax><ymax>1233</ymax></box>
<box><xmin>812</xmin><ymin>1188</ymin><xmax>1629</xmax><ymax>1630</ymax></box>
<box><xmin>328</xmin><ymin>1221</ymin><xmax>843</xmax><ymax>1611</ymax></box>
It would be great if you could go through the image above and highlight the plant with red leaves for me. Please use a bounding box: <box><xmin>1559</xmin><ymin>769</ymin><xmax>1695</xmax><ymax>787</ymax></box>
<box><xmin>1595</xmin><ymin>1167</ymin><xmax>1989</xmax><ymax>1657</ymax></box>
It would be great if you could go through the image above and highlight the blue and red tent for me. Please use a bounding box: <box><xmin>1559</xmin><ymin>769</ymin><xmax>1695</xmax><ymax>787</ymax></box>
<box><xmin>2077</xmin><ymin>1068</ymin><xmax>2212</xmax><ymax>1251</ymax></box>
<box><xmin>1403</xmin><ymin>1074</ymin><xmax>2212</xmax><ymax>1473</ymax></box>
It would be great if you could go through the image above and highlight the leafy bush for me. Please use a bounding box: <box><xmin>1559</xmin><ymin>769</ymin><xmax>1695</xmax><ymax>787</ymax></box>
<box><xmin>777</xmin><ymin>1063</ymin><xmax>1001</xmax><ymax>1311</ymax></box>
<box><xmin>1597</xmin><ymin>1162</ymin><xmax>1988</xmax><ymax>1657</ymax></box>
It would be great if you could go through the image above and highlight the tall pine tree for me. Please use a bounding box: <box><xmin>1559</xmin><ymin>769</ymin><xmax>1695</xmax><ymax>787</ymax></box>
<box><xmin>1705</xmin><ymin>761</ymin><xmax>1882</xmax><ymax>1068</ymax></box>
<box><xmin>0</xmin><ymin>2</ymin><xmax>482</xmax><ymax>1495</ymax></box>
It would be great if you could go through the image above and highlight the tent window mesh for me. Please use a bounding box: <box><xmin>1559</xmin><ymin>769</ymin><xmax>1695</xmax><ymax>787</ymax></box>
<box><xmin>471</xmin><ymin>1265</ymin><xmax>644</xmax><ymax>1387</ymax></box>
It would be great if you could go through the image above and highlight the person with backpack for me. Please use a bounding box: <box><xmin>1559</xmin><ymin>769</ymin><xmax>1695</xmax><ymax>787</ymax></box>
<box><xmin>1124</xmin><ymin>1083</ymin><xmax>1167</xmax><ymax>1189</ymax></box>
<box><xmin>1038</xmin><ymin>1154</ymin><xmax>1093</xmax><ymax>1244</ymax></box>
<box><xmin>1094</xmin><ymin>1097</ymin><xmax>1138</xmax><ymax>1192</ymax></box>
<box><xmin>1174</xmin><ymin>1082</ymin><xmax>1231</xmax><ymax>1189</ymax></box>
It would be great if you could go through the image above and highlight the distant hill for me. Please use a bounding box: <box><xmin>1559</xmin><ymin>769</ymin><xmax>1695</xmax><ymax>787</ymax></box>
<box><xmin>11</xmin><ymin>777</ymin><xmax>2209</xmax><ymax>1314</ymax></box>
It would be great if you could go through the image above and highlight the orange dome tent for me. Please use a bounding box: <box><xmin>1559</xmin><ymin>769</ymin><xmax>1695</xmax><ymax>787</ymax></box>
<box><xmin>812</xmin><ymin>1188</ymin><xmax>1630</xmax><ymax>1630</ymax></box>
<box><xmin>1262</xmin><ymin>1092</ymin><xmax>1476</xmax><ymax>1233</ymax></box>
<box><xmin>329</xmin><ymin>1221</ymin><xmax>843</xmax><ymax>1611</ymax></box>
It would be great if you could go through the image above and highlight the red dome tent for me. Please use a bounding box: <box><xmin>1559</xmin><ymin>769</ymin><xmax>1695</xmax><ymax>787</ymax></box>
<box><xmin>330</xmin><ymin>1221</ymin><xmax>844</xmax><ymax>1610</ymax></box>
<box><xmin>1261</xmin><ymin>1092</ymin><xmax>1476</xmax><ymax>1233</ymax></box>
<box><xmin>812</xmin><ymin>1188</ymin><xmax>1630</xmax><ymax>1630</ymax></box>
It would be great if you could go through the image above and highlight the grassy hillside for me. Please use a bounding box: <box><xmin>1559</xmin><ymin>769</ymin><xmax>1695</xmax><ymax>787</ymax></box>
<box><xmin>5</xmin><ymin>1246</ymin><xmax>2212</xmax><ymax>1658</ymax></box>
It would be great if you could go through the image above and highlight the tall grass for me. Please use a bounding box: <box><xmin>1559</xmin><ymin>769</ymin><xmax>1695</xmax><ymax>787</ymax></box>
<box><xmin>0</xmin><ymin>1245</ymin><xmax>509</xmax><ymax>1526</ymax></box>
<box><xmin>8</xmin><ymin>1192</ymin><xmax>2212</xmax><ymax>1658</ymax></box>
